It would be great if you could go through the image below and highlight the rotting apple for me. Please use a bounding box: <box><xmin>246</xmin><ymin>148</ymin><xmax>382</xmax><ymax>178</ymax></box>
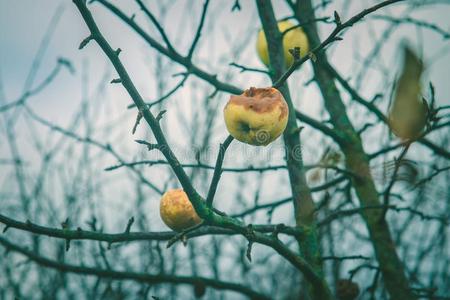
<box><xmin>160</xmin><ymin>189</ymin><xmax>201</xmax><ymax>232</ymax></box>
<box><xmin>223</xmin><ymin>87</ymin><xmax>288</xmax><ymax>146</ymax></box>
<box><xmin>256</xmin><ymin>20</ymin><xmax>309</xmax><ymax>68</ymax></box>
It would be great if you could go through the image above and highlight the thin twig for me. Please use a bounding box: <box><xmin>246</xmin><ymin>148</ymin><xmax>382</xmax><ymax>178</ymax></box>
<box><xmin>187</xmin><ymin>0</ymin><xmax>210</xmax><ymax>59</ymax></box>
<box><xmin>206</xmin><ymin>135</ymin><xmax>234</xmax><ymax>207</ymax></box>
<box><xmin>273</xmin><ymin>0</ymin><xmax>406</xmax><ymax>88</ymax></box>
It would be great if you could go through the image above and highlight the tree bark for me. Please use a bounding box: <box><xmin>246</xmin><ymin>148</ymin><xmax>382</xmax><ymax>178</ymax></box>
<box><xmin>256</xmin><ymin>1</ymin><xmax>332</xmax><ymax>299</ymax></box>
<box><xmin>293</xmin><ymin>1</ymin><xmax>417</xmax><ymax>299</ymax></box>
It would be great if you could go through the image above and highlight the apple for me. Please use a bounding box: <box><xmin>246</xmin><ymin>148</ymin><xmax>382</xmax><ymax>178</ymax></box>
<box><xmin>160</xmin><ymin>189</ymin><xmax>201</xmax><ymax>232</ymax></box>
<box><xmin>256</xmin><ymin>20</ymin><xmax>309</xmax><ymax>68</ymax></box>
<box><xmin>223</xmin><ymin>87</ymin><xmax>288</xmax><ymax>146</ymax></box>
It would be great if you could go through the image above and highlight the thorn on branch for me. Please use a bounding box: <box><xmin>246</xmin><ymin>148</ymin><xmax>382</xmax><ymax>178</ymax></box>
<box><xmin>208</xmin><ymin>89</ymin><xmax>219</xmax><ymax>99</ymax></box>
<box><xmin>246</xmin><ymin>240</ymin><xmax>253</xmax><ymax>262</ymax></box>
<box><xmin>110</xmin><ymin>78</ymin><xmax>122</xmax><ymax>84</ymax></box>
<box><xmin>245</xmin><ymin>224</ymin><xmax>255</xmax><ymax>262</ymax></box>
<box><xmin>79</xmin><ymin>35</ymin><xmax>94</xmax><ymax>50</ymax></box>
<box><xmin>370</xmin><ymin>93</ymin><xmax>383</xmax><ymax>104</ymax></box>
<box><xmin>107</xmin><ymin>242</ymin><xmax>112</xmax><ymax>250</ymax></box>
<box><xmin>124</xmin><ymin>216</ymin><xmax>135</xmax><ymax>233</ymax></box>
<box><xmin>156</xmin><ymin>110</ymin><xmax>167</xmax><ymax>122</ymax></box>
<box><xmin>114</xmin><ymin>48</ymin><xmax>122</xmax><ymax>56</ymax></box>
<box><xmin>65</xmin><ymin>239</ymin><xmax>71</xmax><ymax>252</ymax></box>
<box><xmin>2</xmin><ymin>226</ymin><xmax>9</xmax><ymax>233</ymax></box>
<box><xmin>135</xmin><ymin>139</ymin><xmax>159</xmax><ymax>151</ymax></box>
<box><xmin>130</xmin><ymin>13</ymin><xmax>136</xmax><ymax>22</ymax></box>
<box><xmin>61</xmin><ymin>218</ymin><xmax>70</xmax><ymax>230</ymax></box>
<box><xmin>334</xmin><ymin>11</ymin><xmax>342</xmax><ymax>25</ymax></box>
<box><xmin>172</xmin><ymin>71</ymin><xmax>188</xmax><ymax>78</ymax></box>
<box><xmin>132</xmin><ymin>112</ymin><xmax>142</xmax><ymax>134</ymax></box>
<box><xmin>290</xmin><ymin>126</ymin><xmax>304</xmax><ymax>136</ymax></box>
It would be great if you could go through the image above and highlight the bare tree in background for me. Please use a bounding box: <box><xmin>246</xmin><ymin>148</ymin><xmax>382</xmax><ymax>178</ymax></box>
<box><xmin>1</xmin><ymin>0</ymin><xmax>449</xmax><ymax>299</ymax></box>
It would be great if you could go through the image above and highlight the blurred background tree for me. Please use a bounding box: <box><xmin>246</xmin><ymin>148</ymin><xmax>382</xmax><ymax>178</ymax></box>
<box><xmin>0</xmin><ymin>0</ymin><xmax>449</xmax><ymax>299</ymax></box>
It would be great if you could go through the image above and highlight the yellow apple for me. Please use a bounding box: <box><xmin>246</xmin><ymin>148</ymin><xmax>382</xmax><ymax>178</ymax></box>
<box><xmin>160</xmin><ymin>189</ymin><xmax>201</xmax><ymax>232</ymax></box>
<box><xmin>223</xmin><ymin>87</ymin><xmax>288</xmax><ymax>146</ymax></box>
<box><xmin>256</xmin><ymin>20</ymin><xmax>309</xmax><ymax>68</ymax></box>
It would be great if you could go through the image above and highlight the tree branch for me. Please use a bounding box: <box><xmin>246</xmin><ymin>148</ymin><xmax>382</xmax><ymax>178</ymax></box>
<box><xmin>97</xmin><ymin>0</ymin><xmax>242</xmax><ymax>95</ymax></box>
<box><xmin>294</xmin><ymin>0</ymin><xmax>417</xmax><ymax>298</ymax></box>
<box><xmin>187</xmin><ymin>0</ymin><xmax>210</xmax><ymax>59</ymax></box>
<box><xmin>206</xmin><ymin>135</ymin><xmax>234</xmax><ymax>207</ymax></box>
<box><xmin>0</xmin><ymin>213</ymin><xmax>304</xmax><ymax>243</ymax></box>
<box><xmin>273</xmin><ymin>0</ymin><xmax>406</xmax><ymax>89</ymax></box>
<box><xmin>0</xmin><ymin>236</ymin><xmax>270</xmax><ymax>300</ymax></box>
<box><xmin>256</xmin><ymin>1</ymin><xmax>331</xmax><ymax>299</ymax></box>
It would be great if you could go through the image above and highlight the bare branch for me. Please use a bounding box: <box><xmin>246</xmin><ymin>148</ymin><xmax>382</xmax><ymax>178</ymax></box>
<box><xmin>273</xmin><ymin>0</ymin><xmax>406</xmax><ymax>88</ymax></box>
<box><xmin>187</xmin><ymin>0</ymin><xmax>210</xmax><ymax>59</ymax></box>
<box><xmin>206</xmin><ymin>135</ymin><xmax>234</xmax><ymax>207</ymax></box>
<box><xmin>0</xmin><ymin>236</ymin><xmax>270</xmax><ymax>300</ymax></box>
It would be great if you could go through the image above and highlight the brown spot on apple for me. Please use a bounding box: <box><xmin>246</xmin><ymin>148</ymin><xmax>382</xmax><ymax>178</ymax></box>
<box><xmin>227</xmin><ymin>87</ymin><xmax>288</xmax><ymax>120</ymax></box>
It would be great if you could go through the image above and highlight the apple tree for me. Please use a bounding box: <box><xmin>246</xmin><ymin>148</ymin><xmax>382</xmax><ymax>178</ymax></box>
<box><xmin>1</xmin><ymin>0</ymin><xmax>449</xmax><ymax>299</ymax></box>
